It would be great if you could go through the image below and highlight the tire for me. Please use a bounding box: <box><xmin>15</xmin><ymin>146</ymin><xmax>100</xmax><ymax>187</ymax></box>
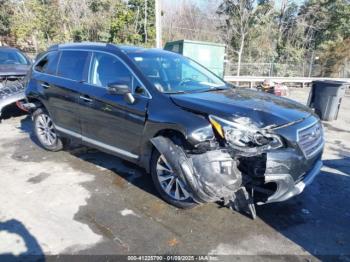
<box><xmin>150</xmin><ymin>148</ymin><xmax>198</xmax><ymax>209</ymax></box>
<box><xmin>33</xmin><ymin>108</ymin><xmax>65</xmax><ymax>151</ymax></box>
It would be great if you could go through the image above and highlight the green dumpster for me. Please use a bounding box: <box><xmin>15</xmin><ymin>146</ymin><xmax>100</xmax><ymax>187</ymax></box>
<box><xmin>164</xmin><ymin>40</ymin><xmax>226</xmax><ymax>78</ymax></box>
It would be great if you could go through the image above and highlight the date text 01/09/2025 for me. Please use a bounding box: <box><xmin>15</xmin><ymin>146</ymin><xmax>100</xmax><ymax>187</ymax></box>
<box><xmin>127</xmin><ymin>255</ymin><xmax>219</xmax><ymax>261</ymax></box>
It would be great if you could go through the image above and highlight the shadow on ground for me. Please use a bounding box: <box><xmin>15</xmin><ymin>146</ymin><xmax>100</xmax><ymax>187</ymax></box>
<box><xmin>0</xmin><ymin>219</ymin><xmax>45</xmax><ymax>262</ymax></box>
<box><xmin>0</xmin><ymin>104</ymin><xmax>27</xmax><ymax>121</ymax></box>
<box><xmin>258</xmin><ymin>156</ymin><xmax>350</xmax><ymax>259</ymax></box>
<box><xmin>18</xmin><ymin>115</ymin><xmax>159</xmax><ymax>201</ymax></box>
<box><xmin>16</xmin><ymin>116</ymin><xmax>350</xmax><ymax>258</ymax></box>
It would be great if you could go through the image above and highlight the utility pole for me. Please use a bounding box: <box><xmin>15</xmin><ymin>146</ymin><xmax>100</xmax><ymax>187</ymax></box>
<box><xmin>144</xmin><ymin>0</ymin><xmax>148</xmax><ymax>44</ymax></box>
<box><xmin>155</xmin><ymin>0</ymin><xmax>162</xmax><ymax>48</ymax></box>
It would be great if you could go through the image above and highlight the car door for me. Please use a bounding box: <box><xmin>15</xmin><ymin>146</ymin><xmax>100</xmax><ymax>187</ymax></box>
<box><xmin>32</xmin><ymin>50</ymin><xmax>61</xmax><ymax>116</ymax></box>
<box><xmin>79</xmin><ymin>51</ymin><xmax>150</xmax><ymax>160</ymax></box>
<box><xmin>47</xmin><ymin>50</ymin><xmax>91</xmax><ymax>136</ymax></box>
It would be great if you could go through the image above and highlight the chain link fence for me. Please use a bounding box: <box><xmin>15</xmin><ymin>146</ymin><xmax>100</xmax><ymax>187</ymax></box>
<box><xmin>225</xmin><ymin>62</ymin><xmax>350</xmax><ymax>78</ymax></box>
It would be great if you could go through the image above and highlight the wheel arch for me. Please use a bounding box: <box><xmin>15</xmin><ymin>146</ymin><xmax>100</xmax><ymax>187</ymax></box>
<box><xmin>140</xmin><ymin>128</ymin><xmax>191</xmax><ymax>174</ymax></box>
<box><xmin>27</xmin><ymin>97</ymin><xmax>45</xmax><ymax>109</ymax></box>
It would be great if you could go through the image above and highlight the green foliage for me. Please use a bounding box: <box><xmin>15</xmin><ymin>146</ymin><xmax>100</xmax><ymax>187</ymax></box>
<box><xmin>4</xmin><ymin>0</ymin><xmax>155</xmax><ymax>51</ymax></box>
<box><xmin>11</xmin><ymin>0</ymin><xmax>65</xmax><ymax>51</ymax></box>
<box><xmin>108</xmin><ymin>0</ymin><xmax>156</xmax><ymax>46</ymax></box>
<box><xmin>129</xmin><ymin>0</ymin><xmax>156</xmax><ymax>46</ymax></box>
<box><xmin>0</xmin><ymin>0</ymin><xmax>12</xmax><ymax>36</ymax></box>
<box><xmin>218</xmin><ymin>0</ymin><xmax>350</xmax><ymax>76</ymax></box>
<box><xmin>318</xmin><ymin>38</ymin><xmax>350</xmax><ymax>77</ymax></box>
<box><xmin>1</xmin><ymin>0</ymin><xmax>348</xmax><ymax>77</ymax></box>
<box><xmin>109</xmin><ymin>1</ymin><xmax>140</xmax><ymax>44</ymax></box>
<box><xmin>300</xmin><ymin>0</ymin><xmax>350</xmax><ymax>44</ymax></box>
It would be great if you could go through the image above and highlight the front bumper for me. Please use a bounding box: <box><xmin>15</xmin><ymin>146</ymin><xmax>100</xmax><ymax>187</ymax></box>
<box><xmin>0</xmin><ymin>92</ymin><xmax>26</xmax><ymax>116</ymax></box>
<box><xmin>262</xmin><ymin>159</ymin><xmax>323</xmax><ymax>204</ymax></box>
<box><xmin>0</xmin><ymin>78</ymin><xmax>26</xmax><ymax>116</ymax></box>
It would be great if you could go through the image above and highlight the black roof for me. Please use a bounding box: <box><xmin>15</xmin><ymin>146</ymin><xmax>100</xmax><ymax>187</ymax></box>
<box><xmin>0</xmin><ymin>46</ymin><xmax>21</xmax><ymax>51</ymax></box>
<box><xmin>48</xmin><ymin>42</ymin><xmax>171</xmax><ymax>55</ymax></box>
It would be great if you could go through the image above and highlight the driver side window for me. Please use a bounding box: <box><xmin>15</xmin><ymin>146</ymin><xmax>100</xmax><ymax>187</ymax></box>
<box><xmin>90</xmin><ymin>53</ymin><xmax>132</xmax><ymax>88</ymax></box>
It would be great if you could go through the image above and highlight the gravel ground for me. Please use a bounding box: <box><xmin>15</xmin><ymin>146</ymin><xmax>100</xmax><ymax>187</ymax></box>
<box><xmin>0</xmin><ymin>87</ymin><xmax>349</xmax><ymax>261</ymax></box>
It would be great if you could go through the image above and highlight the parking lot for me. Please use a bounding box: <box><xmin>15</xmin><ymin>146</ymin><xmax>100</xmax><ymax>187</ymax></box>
<box><xmin>0</xmin><ymin>87</ymin><xmax>349</xmax><ymax>260</ymax></box>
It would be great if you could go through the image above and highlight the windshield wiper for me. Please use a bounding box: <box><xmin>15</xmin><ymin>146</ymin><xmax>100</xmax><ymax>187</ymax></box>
<box><xmin>164</xmin><ymin>86</ymin><xmax>227</xmax><ymax>94</ymax></box>
<box><xmin>211</xmin><ymin>86</ymin><xmax>228</xmax><ymax>90</ymax></box>
<box><xmin>198</xmin><ymin>86</ymin><xmax>228</xmax><ymax>93</ymax></box>
<box><xmin>163</xmin><ymin>90</ymin><xmax>186</xmax><ymax>94</ymax></box>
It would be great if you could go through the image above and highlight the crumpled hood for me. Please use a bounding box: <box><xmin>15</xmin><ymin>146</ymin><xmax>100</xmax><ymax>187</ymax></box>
<box><xmin>0</xmin><ymin>64</ymin><xmax>30</xmax><ymax>76</ymax></box>
<box><xmin>170</xmin><ymin>88</ymin><xmax>314</xmax><ymax>127</ymax></box>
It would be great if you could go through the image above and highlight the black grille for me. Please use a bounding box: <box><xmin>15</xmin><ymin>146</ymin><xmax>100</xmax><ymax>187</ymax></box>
<box><xmin>0</xmin><ymin>76</ymin><xmax>25</xmax><ymax>99</ymax></box>
<box><xmin>298</xmin><ymin>122</ymin><xmax>324</xmax><ymax>159</ymax></box>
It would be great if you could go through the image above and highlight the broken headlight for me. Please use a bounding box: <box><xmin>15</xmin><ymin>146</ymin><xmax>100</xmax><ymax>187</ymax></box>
<box><xmin>191</xmin><ymin>125</ymin><xmax>215</xmax><ymax>142</ymax></box>
<box><xmin>209</xmin><ymin>115</ymin><xmax>283</xmax><ymax>152</ymax></box>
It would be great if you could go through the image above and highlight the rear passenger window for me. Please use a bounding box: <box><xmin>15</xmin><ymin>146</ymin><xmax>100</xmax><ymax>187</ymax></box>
<box><xmin>35</xmin><ymin>51</ymin><xmax>59</xmax><ymax>75</ymax></box>
<box><xmin>57</xmin><ymin>51</ymin><xmax>89</xmax><ymax>81</ymax></box>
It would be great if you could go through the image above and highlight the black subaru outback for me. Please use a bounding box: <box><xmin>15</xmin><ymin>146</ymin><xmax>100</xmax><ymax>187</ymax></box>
<box><xmin>25</xmin><ymin>43</ymin><xmax>324</xmax><ymax>218</ymax></box>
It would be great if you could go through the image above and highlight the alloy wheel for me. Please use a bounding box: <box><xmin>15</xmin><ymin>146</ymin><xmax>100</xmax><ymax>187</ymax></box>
<box><xmin>35</xmin><ymin>113</ymin><xmax>57</xmax><ymax>146</ymax></box>
<box><xmin>156</xmin><ymin>154</ymin><xmax>191</xmax><ymax>201</ymax></box>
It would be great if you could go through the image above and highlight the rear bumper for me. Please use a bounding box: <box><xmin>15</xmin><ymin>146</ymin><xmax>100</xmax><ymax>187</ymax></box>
<box><xmin>262</xmin><ymin>159</ymin><xmax>323</xmax><ymax>204</ymax></box>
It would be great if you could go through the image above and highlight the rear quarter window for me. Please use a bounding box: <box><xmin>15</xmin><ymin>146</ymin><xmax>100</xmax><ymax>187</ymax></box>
<box><xmin>35</xmin><ymin>51</ymin><xmax>59</xmax><ymax>75</ymax></box>
<box><xmin>57</xmin><ymin>51</ymin><xmax>90</xmax><ymax>81</ymax></box>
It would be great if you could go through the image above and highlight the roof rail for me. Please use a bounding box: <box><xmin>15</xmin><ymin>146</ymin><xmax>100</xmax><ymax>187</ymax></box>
<box><xmin>47</xmin><ymin>42</ymin><xmax>121</xmax><ymax>51</ymax></box>
<box><xmin>106</xmin><ymin>43</ymin><xmax>119</xmax><ymax>50</ymax></box>
<box><xmin>48</xmin><ymin>44</ymin><xmax>59</xmax><ymax>50</ymax></box>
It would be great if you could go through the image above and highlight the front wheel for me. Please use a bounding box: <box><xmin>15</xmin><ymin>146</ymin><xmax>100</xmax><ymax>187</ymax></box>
<box><xmin>33</xmin><ymin>108</ymin><xmax>65</xmax><ymax>151</ymax></box>
<box><xmin>150</xmin><ymin>149</ymin><xmax>197</xmax><ymax>209</ymax></box>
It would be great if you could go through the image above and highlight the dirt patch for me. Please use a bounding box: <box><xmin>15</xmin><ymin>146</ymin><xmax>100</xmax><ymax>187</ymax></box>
<box><xmin>113</xmin><ymin>176</ymin><xmax>127</xmax><ymax>189</ymax></box>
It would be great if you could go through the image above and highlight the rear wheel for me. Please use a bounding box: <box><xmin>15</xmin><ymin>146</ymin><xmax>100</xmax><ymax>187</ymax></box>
<box><xmin>150</xmin><ymin>149</ymin><xmax>197</xmax><ymax>209</ymax></box>
<box><xmin>33</xmin><ymin>108</ymin><xmax>65</xmax><ymax>151</ymax></box>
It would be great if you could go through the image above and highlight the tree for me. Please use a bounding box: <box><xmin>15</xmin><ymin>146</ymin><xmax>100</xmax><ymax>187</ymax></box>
<box><xmin>109</xmin><ymin>0</ymin><xmax>156</xmax><ymax>46</ymax></box>
<box><xmin>2</xmin><ymin>0</ymin><xmax>349</xmax><ymax>77</ymax></box>
<box><xmin>162</xmin><ymin>0</ymin><xmax>220</xmax><ymax>43</ymax></box>
<box><xmin>12</xmin><ymin>0</ymin><xmax>63</xmax><ymax>52</ymax></box>
<box><xmin>299</xmin><ymin>0</ymin><xmax>350</xmax><ymax>76</ymax></box>
<box><xmin>318</xmin><ymin>38</ymin><xmax>350</xmax><ymax>77</ymax></box>
<box><xmin>128</xmin><ymin>0</ymin><xmax>156</xmax><ymax>46</ymax></box>
<box><xmin>217</xmin><ymin>0</ymin><xmax>256</xmax><ymax>76</ymax></box>
<box><xmin>0</xmin><ymin>0</ymin><xmax>12</xmax><ymax>45</ymax></box>
<box><xmin>245</xmin><ymin>0</ymin><xmax>277</xmax><ymax>63</ymax></box>
<box><xmin>8</xmin><ymin>0</ymin><xmax>157</xmax><ymax>51</ymax></box>
<box><xmin>109</xmin><ymin>1</ymin><xmax>140</xmax><ymax>44</ymax></box>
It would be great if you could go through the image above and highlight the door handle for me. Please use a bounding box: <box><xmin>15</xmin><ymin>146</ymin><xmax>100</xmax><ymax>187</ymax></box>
<box><xmin>80</xmin><ymin>95</ymin><xmax>93</xmax><ymax>103</ymax></box>
<box><xmin>41</xmin><ymin>82</ymin><xmax>50</xmax><ymax>89</ymax></box>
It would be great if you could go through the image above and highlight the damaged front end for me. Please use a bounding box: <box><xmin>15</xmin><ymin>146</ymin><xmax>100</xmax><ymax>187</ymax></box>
<box><xmin>0</xmin><ymin>75</ymin><xmax>26</xmax><ymax>118</ymax></box>
<box><xmin>151</xmin><ymin>136</ymin><xmax>257</xmax><ymax>218</ymax></box>
<box><xmin>151</xmin><ymin>114</ymin><xmax>324</xmax><ymax>219</ymax></box>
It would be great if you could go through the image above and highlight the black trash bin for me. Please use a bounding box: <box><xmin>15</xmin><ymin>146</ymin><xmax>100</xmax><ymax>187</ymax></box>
<box><xmin>307</xmin><ymin>80</ymin><xmax>348</xmax><ymax>121</ymax></box>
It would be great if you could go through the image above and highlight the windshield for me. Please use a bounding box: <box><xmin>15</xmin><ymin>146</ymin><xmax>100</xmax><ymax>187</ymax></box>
<box><xmin>127</xmin><ymin>51</ymin><xmax>227</xmax><ymax>93</ymax></box>
<box><xmin>0</xmin><ymin>49</ymin><xmax>30</xmax><ymax>65</ymax></box>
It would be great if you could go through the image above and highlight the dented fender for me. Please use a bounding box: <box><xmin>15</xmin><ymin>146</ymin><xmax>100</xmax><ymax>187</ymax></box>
<box><xmin>151</xmin><ymin>136</ymin><xmax>242</xmax><ymax>203</ymax></box>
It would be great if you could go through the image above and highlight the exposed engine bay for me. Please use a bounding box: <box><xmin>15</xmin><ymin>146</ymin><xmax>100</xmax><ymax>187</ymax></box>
<box><xmin>151</xmin><ymin>115</ymin><xmax>324</xmax><ymax>219</ymax></box>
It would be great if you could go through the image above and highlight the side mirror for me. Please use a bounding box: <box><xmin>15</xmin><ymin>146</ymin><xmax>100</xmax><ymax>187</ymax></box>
<box><xmin>107</xmin><ymin>83</ymin><xmax>130</xmax><ymax>95</ymax></box>
<box><xmin>107</xmin><ymin>82</ymin><xmax>135</xmax><ymax>104</ymax></box>
<box><xmin>124</xmin><ymin>92</ymin><xmax>135</xmax><ymax>104</ymax></box>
